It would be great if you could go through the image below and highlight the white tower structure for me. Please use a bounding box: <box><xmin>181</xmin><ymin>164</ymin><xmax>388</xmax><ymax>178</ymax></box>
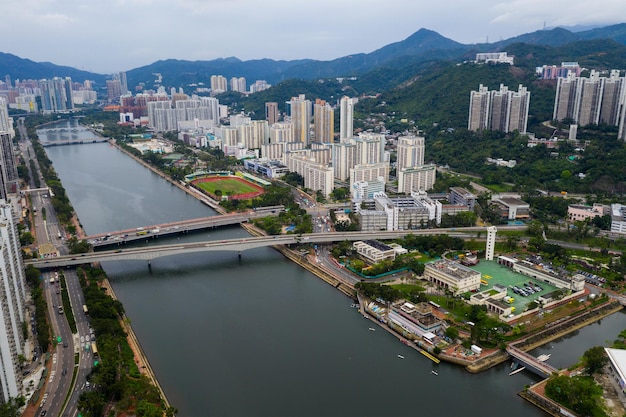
<box><xmin>340</xmin><ymin>96</ymin><xmax>354</xmax><ymax>141</ymax></box>
<box><xmin>0</xmin><ymin>201</ymin><xmax>27</xmax><ymax>403</ymax></box>
<box><xmin>287</xmin><ymin>95</ymin><xmax>311</xmax><ymax>144</ymax></box>
<box><xmin>486</xmin><ymin>226</ymin><xmax>497</xmax><ymax>261</ymax></box>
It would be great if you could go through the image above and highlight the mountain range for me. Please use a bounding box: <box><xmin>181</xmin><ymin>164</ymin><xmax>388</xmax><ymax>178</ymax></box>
<box><xmin>1</xmin><ymin>23</ymin><xmax>626</xmax><ymax>90</ymax></box>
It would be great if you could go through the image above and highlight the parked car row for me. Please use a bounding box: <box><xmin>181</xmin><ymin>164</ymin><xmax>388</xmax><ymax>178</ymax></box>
<box><xmin>579</xmin><ymin>270</ymin><xmax>606</xmax><ymax>286</ymax></box>
<box><xmin>512</xmin><ymin>282</ymin><xmax>543</xmax><ymax>297</ymax></box>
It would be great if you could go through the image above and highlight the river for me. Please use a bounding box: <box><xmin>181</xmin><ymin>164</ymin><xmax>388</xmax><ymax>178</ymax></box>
<box><xmin>40</xmin><ymin>120</ymin><xmax>624</xmax><ymax>417</ymax></box>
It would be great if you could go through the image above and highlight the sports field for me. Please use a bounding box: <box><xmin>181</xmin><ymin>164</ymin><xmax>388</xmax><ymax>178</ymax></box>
<box><xmin>192</xmin><ymin>176</ymin><xmax>264</xmax><ymax>200</ymax></box>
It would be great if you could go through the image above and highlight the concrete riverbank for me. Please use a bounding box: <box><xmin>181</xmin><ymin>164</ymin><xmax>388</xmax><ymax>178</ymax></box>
<box><xmin>109</xmin><ymin>139</ymin><xmax>226</xmax><ymax>214</ymax></box>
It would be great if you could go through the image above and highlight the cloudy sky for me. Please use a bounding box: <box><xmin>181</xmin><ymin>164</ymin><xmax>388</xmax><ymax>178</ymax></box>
<box><xmin>0</xmin><ymin>0</ymin><xmax>624</xmax><ymax>74</ymax></box>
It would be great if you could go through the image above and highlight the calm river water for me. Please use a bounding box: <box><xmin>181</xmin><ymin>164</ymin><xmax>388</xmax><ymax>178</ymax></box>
<box><xmin>41</xmin><ymin>120</ymin><xmax>625</xmax><ymax>417</ymax></box>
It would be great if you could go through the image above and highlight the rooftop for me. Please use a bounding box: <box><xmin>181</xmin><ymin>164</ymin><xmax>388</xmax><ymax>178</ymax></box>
<box><xmin>426</xmin><ymin>259</ymin><xmax>479</xmax><ymax>280</ymax></box>
<box><xmin>362</xmin><ymin>240</ymin><xmax>393</xmax><ymax>252</ymax></box>
<box><xmin>495</xmin><ymin>197</ymin><xmax>529</xmax><ymax>207</ymax></box>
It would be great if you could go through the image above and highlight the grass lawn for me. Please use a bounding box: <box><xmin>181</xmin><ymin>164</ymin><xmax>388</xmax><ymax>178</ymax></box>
<box><xmin>390</xmin><ymin>283</ymin><xmax>426</xmax><ymax>297</ymax></box>
<box><xmin>196</xmin><ymin>178</ymin><xmax>259</xmax><ymax>195</ymax></box>
<box><xmin>484</xmin><ymin>183</ymin><xmax>513</xmax><ymax>193</ymax></box>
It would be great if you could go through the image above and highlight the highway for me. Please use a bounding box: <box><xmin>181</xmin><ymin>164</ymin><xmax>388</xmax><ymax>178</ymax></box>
<box><xmin>26</xmin><ymin>225</ymin><xmax>527</xmax><ymax>269</ymax></box>
<box><xmin>20</xmin><ymin>119</ymin><xmax>93</xmax><ymax>417</ymax></box>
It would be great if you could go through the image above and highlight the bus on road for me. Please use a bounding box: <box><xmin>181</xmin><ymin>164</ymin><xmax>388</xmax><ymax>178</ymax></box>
<box><xmin>82</xmin><ymin>304</ymin><xmax>88</xmax><ymax>315</ymax></box>
<box><xmin>91</xmin><ymin>342</ymin><xmax>98</xmax><ymax>358</ymax></box>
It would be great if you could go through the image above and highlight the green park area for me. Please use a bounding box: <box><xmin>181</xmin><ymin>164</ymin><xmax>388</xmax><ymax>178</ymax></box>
<box><xmin>195</xmin><ymin>177</ymin><xmax>260</xmax><ymax>196</ymax></box>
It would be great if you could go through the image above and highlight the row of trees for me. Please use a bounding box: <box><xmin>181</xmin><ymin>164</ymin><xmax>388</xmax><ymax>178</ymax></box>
<box><xmin>24</xmin><ymin>265</ymin><xmax>51</xmax><ymax>352</ymax></box>
<box><xmin>77</xmin><ymin>266</ymin><xmax>177</xmax><ymax>417</ymax></box>
<box><xmin>349</xmin><ymin>253</ymin><xmax>425</xmax><ymax>277</ymax></box>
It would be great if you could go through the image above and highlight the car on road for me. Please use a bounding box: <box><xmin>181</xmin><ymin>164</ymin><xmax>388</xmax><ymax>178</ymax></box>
<box><xmin>40</xmin><ymin>410</ymin><xmax>47</xmax><ymax>416</ymax></box>
<box><xmin>22</xmin><ymin>370</ymin><xmax>30</xmax><ymax>376</ymax></box>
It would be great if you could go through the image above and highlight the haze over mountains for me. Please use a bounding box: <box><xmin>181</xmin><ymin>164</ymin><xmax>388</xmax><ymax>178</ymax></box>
<box><xmin>1</xmin><ymin>23</ymin><xmax>626</xmax><ymax>90</ymax></box>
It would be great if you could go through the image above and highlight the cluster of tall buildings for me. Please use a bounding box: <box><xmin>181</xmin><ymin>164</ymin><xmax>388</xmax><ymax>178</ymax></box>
<box><xmin>208</xmin><ymin>75</ymin><xmax>270</xmax><ymax>96</ymax></box>
<box><xmin>553</xmin><ymin>70</ymin><xmax>626</xmax><ymax>140</ymax></box>
<box><xmin>105</xmin><ymin>71</ymin><xmax>129</xmax><ymax>103</ymax></box>
<box><xmin>171</xmin><ymin>88</ymin><xmax>436</xmax><ymax>197</ymax></box>
<box><xmin>468</xmin><ymin>84</ymin><xmax>530</xmax><ymax>134</ymax></box>
<box><xmin>0</xmin><ymin>97</ymin><xmax>29</xmax><ymax>404</ymax></box>
<box><xmin>236</xmin><ymin>96</ymin><xmax>434</xmax><ymax>198</ymax></box>
<box><xmin>119</xmin><ymin>87</ymin><xmax>226</xmax><ymax>131</ymax></box>
<box><xmin>1</xmin><ymin>76</ymin><xmax>96</xmax><ymax>113</ymax></box>
<box><xmin>469</xmin><ymin>68</ymin><xmax>626</xmax><ymax>141</ymax></box>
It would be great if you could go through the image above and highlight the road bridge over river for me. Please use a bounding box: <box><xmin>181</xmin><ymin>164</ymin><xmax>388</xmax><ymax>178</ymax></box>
<box><xmin>86</xmin><ymin>209</ymin><xmax>282</xmax><ymax>248</ymax></box>
<box><xmin>28</xmin><ymin>226</ymin><xmax>525</xmax><ymax>269</ymax></box>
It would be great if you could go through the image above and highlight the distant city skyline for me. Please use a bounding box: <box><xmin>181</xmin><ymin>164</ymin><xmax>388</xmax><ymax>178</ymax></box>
<box><xmin>0</xmin><ymin>0</ymin><xmax>624</xmax><ymax>74</ymax></box>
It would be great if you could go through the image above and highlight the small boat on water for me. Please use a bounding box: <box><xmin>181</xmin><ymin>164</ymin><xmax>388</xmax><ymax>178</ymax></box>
<box><xmin>509</xmin><ymin>366</ymin><xmax>526</xmax><ymax>376</ymax></box>
<box><xmin>431</xmin><ymin>370</ymin><xmax>438</xmax><ymax>376</ymax></box>
<box><xmin>537</xmin><ymin>354</ymin><xmax>551</xmax><ymax>362</ymax></box>
<box><xmin>368</xmin><ymin>327</ymin><xmax>375</xmax><ymax>331</ymax></box>
<box><xmin>397</xmin><ymin>355</ymin><xmax>405</xmax><ymax>359</ymax></box>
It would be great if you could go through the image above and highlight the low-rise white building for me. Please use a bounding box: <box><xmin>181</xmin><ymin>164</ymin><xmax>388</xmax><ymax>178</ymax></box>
<box><xmin>492</xmin><ymin>197</ymin><xmax>530</xmax><ymax>220</ymax></box>
<box><xmin>611</xmin><ymin>204</ymin><xmax>626</xmax><ymax>234</ymax></box>
<box><xmin>449</xmin><ymin>187</ymin><xmax>477</xmax><ymax>210</ymax></box>
<box><xmin>423</xmin><ymin>259</ymin><xmax>481</xmax><ymax>295</ymax></box>
<box><xmin>243</xmin><ymin>159</ymin><xmax>289</xmax><ymax>178</ymax></box>
<box><xmin>476</xmin><ymin>52</ymin><xmax>514</xmax><ymax>65</ymax></box>
<box><xmin>605</xmin><ymin>348</ymin><xmax>626</xmax><ymax>395</ymax></box>
<box><xmin>353</xmin><ymin>240</ymin><xmax>396</xmax><ymax>263</ymax></box>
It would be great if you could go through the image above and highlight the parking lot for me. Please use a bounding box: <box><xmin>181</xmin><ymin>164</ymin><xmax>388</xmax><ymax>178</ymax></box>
<box><xmin>468</xmin><ymin>261</ymin><xmax>559</xmax><ymax>315</ymax></box>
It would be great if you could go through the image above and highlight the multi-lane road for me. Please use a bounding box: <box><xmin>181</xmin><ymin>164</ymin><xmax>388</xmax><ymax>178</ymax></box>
<box><xmin>20</xmin><ymin>119</ymin><xmax>95</xmax><ymax>417</ymax></box>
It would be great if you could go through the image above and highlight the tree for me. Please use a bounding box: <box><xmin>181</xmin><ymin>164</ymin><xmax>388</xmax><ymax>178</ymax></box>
<box><xmin>445</xmin><ymin>326</ymin><xmax>459</xmax><ymax>341</ymax></box>
<box><xmin>19</xmin><ymin>232</ymin><xmax>34</xmax><ymax>246</ymax></box>
<box><xmin>330</xmin><ymin>187</ymin><xmax>349</xmax><ymax>201</ymax></box>
<box><xmin>0</xmin><ymin>397</ymin><xmax>24</xmax><ymax>417</ymax></box>
<box><xmin>582</xmin><ymin>346</ymin><xmax>608</xmax><ymax>375</ymax></box>
<box><xmin>504</xmin><ymin>235</ymin><xmax>519</xmax><ymax>251</ymax></box>
<box><xmin>545</xmin><ymin>374</ymin><xmax>605</xmax><ymax>417</ymax></box>
<box><xmin>67</xmin><ymin>237</ymin><xmax>93</xmax><ymax>254</ymax></box>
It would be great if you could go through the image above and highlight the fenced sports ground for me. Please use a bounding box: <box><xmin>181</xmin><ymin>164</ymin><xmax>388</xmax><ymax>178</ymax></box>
<box><xmin>192</xmin><ymin>175</ymin><xmax>264</xmax><ymax>200</ymax></box>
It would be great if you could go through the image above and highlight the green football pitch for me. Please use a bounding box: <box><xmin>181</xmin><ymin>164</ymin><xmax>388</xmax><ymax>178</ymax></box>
<box><xmin>195</xmin><ymin>178</ymin><xmax>260</xmax><ymax>195</ymax></box>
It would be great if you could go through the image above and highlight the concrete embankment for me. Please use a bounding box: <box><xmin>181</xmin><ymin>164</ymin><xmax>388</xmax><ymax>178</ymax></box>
<box><xmin>466</xmin><ymin>300</ymin><xmax>623</xmax><ymax>374</ymax></box>
<box><xmin>240</xmin><ymin>223</ymin><xmax>355</xmax><ymax>297</ymax></box>
<box><xmin>513</xmin><ymin>300</ymin><xmax>623</xmax><ymax>353</ymax></box>
<box><xmin>464</xmin><ymin>351</ymin><xmax>510</xmax><ymax>373</ymax></box>
<box><xmin>109</xmin><ymin>139</ymin><xmax>226</xmax><ymax>214</ymax></box>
